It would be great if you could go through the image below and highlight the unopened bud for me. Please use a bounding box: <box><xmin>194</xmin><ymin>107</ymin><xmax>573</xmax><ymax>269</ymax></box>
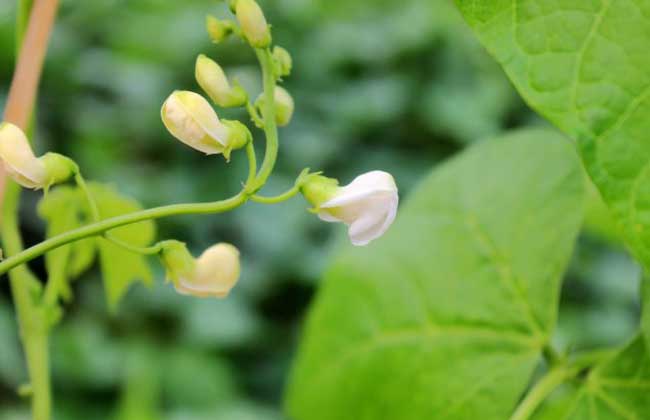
<box><xmin>255</xmin><ymin>86</ymin><xmax>295</xmax><ymax>127</ymax></box>
<box><xmin>272</xmin><ymin>46</ymin><xmax>292</xmax><ymax>77</ymax></box>
<box><xmin>235</xmin><ymin>0</ymin><xmax>271</xmax><ymax>49</ymax></box>
<box><xmin>162</xmin><ymin>91</ymin><xmax>248</xmax><ymax>160</ymax></box>
<box><xmin>195</xmin><ymin>54</ymin><xmax>247</xmax><ymax>108</ymax></box>
<box><xmin>0</xmin><ymin>123</ymin><xmax>75</xmax><ymax>189</ymax></box>
<box><xmin>162</xmin><ymin>241</ymin><xmax>241</xmax><ymax>298</ymax></box>
<box><xmin>206</xmin><ymin>15</ymin><xmax>236</xmax><ymax>44</ymax></box>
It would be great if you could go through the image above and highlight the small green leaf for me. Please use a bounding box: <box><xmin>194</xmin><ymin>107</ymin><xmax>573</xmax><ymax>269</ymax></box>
<box><xmin>286</xmin><ymin>129</ymin><xmax>585</xmax><ymax>420</ymax></box>
<box><xmin>38</xmin><ymin>187</ymin><xmax>96</xmax><ymax>302</ymax></box>
<box><xmin>89</xmin><ymin>183</ymin><xmax>156</xmax><ymax>309</ymax></box>
<box><xmin>454</xmin><ymin>0</ymin><xmax>650</xmax><ymax>270</ymax></box>
<box><xmin>533</xmin><ymin>336</ymin><xmax>650</xmax><ymax>419</ymax></box>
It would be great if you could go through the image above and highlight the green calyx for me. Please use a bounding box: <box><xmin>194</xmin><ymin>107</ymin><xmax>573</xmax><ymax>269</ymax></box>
<box><xmin>300</xmin><ymin>175</ymin><xmax>339</xmax><ymax>210</ymax></box>
<box><xmin>160</xmin><ymin>240</ymin><xmax>195</xmax><ymax>284</ymax></box>
<box><xmin>40</xmin><ymin>153</ymin><xmax>76</xmax><ymax>187</ymax></box>
<box><xmin>221</xmin><ymin>119</ymin><xmax>252</xmax><ymax>161</ymax></box>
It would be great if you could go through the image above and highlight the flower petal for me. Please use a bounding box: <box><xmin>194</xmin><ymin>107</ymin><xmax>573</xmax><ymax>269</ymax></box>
<box><xmin>0</xmin><ymin>123</ymin><xmax>47</xmax><ymax>189</ymax></box>
<box><xmin>320</xmin><ymin>171</ymin><xmax>397</xmax><ymax>209</ymax></box>
<box><xmin>162</xmin><ymin>91</ymin><xmax>230</xmax><ymax>155</ymax></box>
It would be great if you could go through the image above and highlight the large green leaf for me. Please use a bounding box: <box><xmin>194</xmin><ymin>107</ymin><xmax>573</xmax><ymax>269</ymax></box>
<box><xmin>453</xmin><ymin>0</ymin><xmax>650</xmax><ymax>270</ymax></box>
<box><xmin>286</xmin><ymin>129</ymin><xmax>585</xmax><ymax>420</ymax></box>
<box><xmin>533</xmin><ymin>336</ymin><xmax>650</xmax><ymax>419</ymax></box>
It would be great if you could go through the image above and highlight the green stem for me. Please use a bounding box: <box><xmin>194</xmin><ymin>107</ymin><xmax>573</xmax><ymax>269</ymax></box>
<box><xmin>4</xmin><ymin>182</ymin><xmax>52</xmax><ymax>420</ymax></box>
<box><xmin>246</xmin><ymin>100</ymin><xmax>264</xmax><ymax>128</ymax></box>
<box><xmin>253</xmin><ymin>48</ymin><xmax>278</xmax><ymax>191</ymax></box>
<box><xmin>0</xmin><ymin>193</ymin><xmax>247</xmax><ymax>275</ymax></box>
<box><xmin>245</xmin><ymin>141</ymin><xmax>257</xmax><ymax>189</ymax></box>
<box><xmin>510</xmin><ymin>366</ymin><xmax>573</xmax><ymax>420</ymax></box>
<box><xmin>74</xmin><ymin>172</ymin><xmax>99</xmax><ymax>220</ymax></box>
<box><xmin>100</xmin><ymin>236</ymin><xmax>163</xmax><ymax>256</ymax></box>
<box><xmin>74</xmin><ymin>171</ymin><xmax>161</xmax><ymax>255</ymax></box>
<box><xmin>251</xmin><ymin>184</ymin><xmax>301</xmax><ymax>204</ymax></box>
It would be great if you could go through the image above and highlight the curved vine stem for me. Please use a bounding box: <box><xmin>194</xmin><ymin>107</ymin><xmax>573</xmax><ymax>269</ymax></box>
<box><xmin>0</xmin><ymin>193</ymin><xmax>248</xmax><ymax>275</ymax></box>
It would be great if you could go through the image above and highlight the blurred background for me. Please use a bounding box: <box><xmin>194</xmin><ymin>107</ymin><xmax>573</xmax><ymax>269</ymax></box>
<box><xmin>0</xmin><ymin>0</ymin><xmax>641</xmax><ymax>419</ymax></box>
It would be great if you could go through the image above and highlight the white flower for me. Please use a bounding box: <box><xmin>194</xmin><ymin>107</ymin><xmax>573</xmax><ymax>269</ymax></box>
<box><xmin>0</xmin><ymin>122</ymin><xmax>47</xmax><ymax>189</ymax></box>
<box><xmin>165</xmin><ymin>242</ymin><xmax>241</xmax><ymax>299</ymax></box>
<box><xmin>161</xmin><ymin>90</ymin><xmax>235</xmax><ymax>156</ymax></box>
<box><xmin>303</xmin><ymin>171</ymin><xmax>399</xmax><ymax>246</ymax></box>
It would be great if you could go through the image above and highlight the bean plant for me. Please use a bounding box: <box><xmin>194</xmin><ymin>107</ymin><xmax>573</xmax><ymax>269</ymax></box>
<box><xmin>1</xmin><ymin>0</ymin><xmax>397</xmax><ymax>418</ymax></box>
<box><xmin>2</xmin><ymin>1</ymin><xmax>650</xmax><ymax>420</ymax></box>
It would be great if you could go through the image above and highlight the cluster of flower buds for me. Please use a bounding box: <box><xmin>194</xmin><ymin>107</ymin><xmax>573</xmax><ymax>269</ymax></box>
<box><xmin>156</xmin><ymin>0</ymin><xmax>400</xmax><ymax>296</ymax></box>
<box><xmin>161</xmin><ymin>241</ymin><xmax>240</xmax><ymax>298</ymax></box>
<box><xmin>161</xmin><ymin>0</ymin><xmax>296</xmax><ymax>161</ymax></box>
<box><xmin>0</xmin><ymin>122</ymin><xmax>76</xmax><ymax>190</ymax></box>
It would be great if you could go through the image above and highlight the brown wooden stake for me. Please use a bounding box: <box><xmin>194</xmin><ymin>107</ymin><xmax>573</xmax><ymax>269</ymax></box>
<box><xmin>1</xmin><ymin>0</ymin><xmax>60</xmax><ymax>205</ymax></box>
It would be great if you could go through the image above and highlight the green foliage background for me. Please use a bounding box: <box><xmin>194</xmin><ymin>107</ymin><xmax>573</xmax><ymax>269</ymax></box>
<box><xmin>0</xmin><ymin>0</ymin><xmax>642</xmax><ymax>418</ymax></box>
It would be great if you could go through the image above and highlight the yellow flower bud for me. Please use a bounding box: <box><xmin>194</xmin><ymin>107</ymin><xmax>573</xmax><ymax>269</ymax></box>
<box><xmin>236</xmin><ymin>0</ymin><xmax>271</xmax><ymax>49</ymax></box>
<box><xmin>272</xmin><ymin>46</ymin><xmax>292</xmax><ymax>77</ymax></box>
<box><xmin>195</xmin><ymin>54</ymin><xmax>247</xmax><ymax>108</ymax></box>
<box><xmin>255</xmin><ymin>86</ymin><xmax>295</xmax><ymax>127</ymax></box>
<box><xmin>0</xmin><ymin>123</ymin><xmax>75</xmax><ymax>189</ymax></box>
<box><xmin>0</xmin><ymin>122</ymin><xmax>47</xmax><ymax>189</ymax></box>
<box><xmin>162</xmin><ymin>90</ymin><xmax>247</xmax><ymax>159</ymax></box>
<box><xmin>163</xmin><ymin>242</ymin><xmax>241</xmax><ymax>298</ymax></box>
<box><xmin>206</xmin><ymin>15</ymin><xmax>235</xmax><ymax>44</ymax></box>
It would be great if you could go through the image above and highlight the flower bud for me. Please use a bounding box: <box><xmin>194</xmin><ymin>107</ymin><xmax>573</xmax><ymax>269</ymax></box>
<box><xmin>255</xmin><ymin>86</ymin><xmax>294</xmax><ymax>127</ymax></box>
<box><xmin>272</xmin><ymin>46</ymin><xmax>292</xmax><ymax>77</ymax></box>
<box><xmin>206</xmin><ymin>15</ymin><xmax>235</xmax><ymax>44</ymax></box>
<box><xmin>161</xmin><ymin>91</ymin><xmax>248</xmax><ymax>160</ymax></box>
<box><xmin>235</xmin><ymin>0</ymin><xmax>271</xmax><ymax>49</ymax></box>
<box><xmin>162</xmin><ymin>241</ymin><xmax>241</xmax><ymax>298</ymax></box>
<box><xmin>301</xmin><ymin>171</ymin><xmax>399</xmax><ymax>246</ymax></box>
<box><xmin>195</xmin><ymin>54</ymin><xmax>247</xmax><ymax>108</ymax></box>
<box><xmin>0</xmin><ymin>123</ymin><xmax>75</xmax><ymax>189</ymax></box>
